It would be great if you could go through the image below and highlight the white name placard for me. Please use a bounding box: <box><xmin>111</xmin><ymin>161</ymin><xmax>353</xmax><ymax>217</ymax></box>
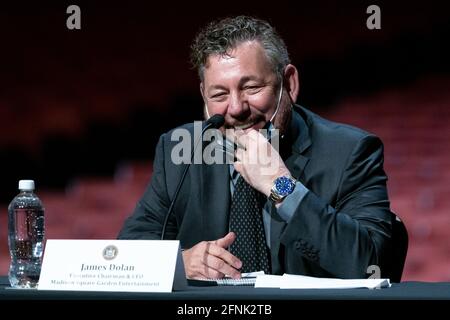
<box><xmin>38</xmin><ymin>239</ymin><xmax>187</xmax><ymax>292</ymax></box>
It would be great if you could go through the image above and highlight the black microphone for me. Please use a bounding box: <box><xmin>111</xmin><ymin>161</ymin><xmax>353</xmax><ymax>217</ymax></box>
<box><xmin>161</xmin><ymin>114</ymin><xmax>225</xmax><ymax>240</ymax></box>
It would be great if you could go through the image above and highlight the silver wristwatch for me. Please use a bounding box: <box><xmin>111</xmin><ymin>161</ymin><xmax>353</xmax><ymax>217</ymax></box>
<box><xmin>268</xmin><ymin>175</ymin><xmax>296</xmax><ymax>204</ymax></box>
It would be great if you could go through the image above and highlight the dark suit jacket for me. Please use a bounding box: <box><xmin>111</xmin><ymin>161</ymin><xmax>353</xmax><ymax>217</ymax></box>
<box><xmin>118</xmin><ymin>105</ymin><xmax>396</xmax><ymax>279</ymax></box>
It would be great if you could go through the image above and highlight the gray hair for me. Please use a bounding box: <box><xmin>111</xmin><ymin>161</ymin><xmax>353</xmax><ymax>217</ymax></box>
<box><xmin>190</xmin><ymin>16</ymin><xmax>290</xmax><ymax>82</ymax></box>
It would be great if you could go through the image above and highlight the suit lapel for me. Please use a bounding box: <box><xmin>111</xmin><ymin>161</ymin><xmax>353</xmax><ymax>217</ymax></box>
<box><xmin>270</xmin><ymin>106</ymin><xmax>311</xmax><ymax>273</ymax></box>
<box><xmin>200</xmin><ymin>162</ymin><xmax>230</xmax><ymax>241</ymax></box>
<box><xmin>285</xmin><ymin>154</ymin><xmax>309</xmax><ymax>181</ymax></box>
<box><xmin>285</xmin><ymin>106</ymin><xmax>311</xmax><ymax>181</ymax></box>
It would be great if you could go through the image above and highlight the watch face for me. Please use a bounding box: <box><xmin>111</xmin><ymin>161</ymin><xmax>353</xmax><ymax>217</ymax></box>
<box><xmin>274</xmin><ymin>176</ymin><xmax>295</xmax><ymax>196</ymax></box>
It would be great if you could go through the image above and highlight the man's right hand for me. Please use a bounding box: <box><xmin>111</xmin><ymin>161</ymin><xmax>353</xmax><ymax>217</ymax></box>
<box><xmin>182</xmin><ymin>232</ymin><xmax>242</xmax><ymax>279</ymax></box>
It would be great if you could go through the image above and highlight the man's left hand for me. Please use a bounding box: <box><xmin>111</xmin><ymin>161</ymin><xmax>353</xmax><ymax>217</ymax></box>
<box><xmin>231</xmin><ymin>129</ymin><xmax>291</xmax><ymax>197</ymax></box>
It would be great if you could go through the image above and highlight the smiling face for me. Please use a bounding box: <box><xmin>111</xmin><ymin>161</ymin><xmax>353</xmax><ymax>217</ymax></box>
<box><xmin>201</xmin><ymin>41</ymin><xmax>282</xmax><ymax>132</ymax></box>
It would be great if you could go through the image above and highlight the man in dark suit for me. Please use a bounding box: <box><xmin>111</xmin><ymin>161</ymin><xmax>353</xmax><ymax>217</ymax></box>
<box><xmin>118</xmin><ymin>16</ymin><xmax>396</xmax><ymax>281</ymax></box>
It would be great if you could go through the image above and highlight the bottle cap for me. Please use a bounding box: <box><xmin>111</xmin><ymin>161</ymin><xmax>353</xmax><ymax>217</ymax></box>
<box><xmin>18</xmin><ymin>180</ymin><xmax>35</xmax><ymax>191</ymax></box>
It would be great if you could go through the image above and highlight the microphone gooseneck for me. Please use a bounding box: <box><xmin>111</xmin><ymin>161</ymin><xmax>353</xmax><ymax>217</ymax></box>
<box><xmin>161</xmin><ymin>114</ymin><xmax>225</xmax><ymax>240</ymax></box>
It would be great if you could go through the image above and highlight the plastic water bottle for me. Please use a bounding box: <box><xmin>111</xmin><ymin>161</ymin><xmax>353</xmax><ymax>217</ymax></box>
<box><xmin>8</xmin><ymin>180</ymin><xmax>45</xmax><ymax>288</ymax></box>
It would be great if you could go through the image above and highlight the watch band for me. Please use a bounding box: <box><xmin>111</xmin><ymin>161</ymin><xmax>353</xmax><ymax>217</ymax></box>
<box><xmin>269</xmin><ymin>188</ymin><xmax>284</xmax><ymax>203</ymax></box>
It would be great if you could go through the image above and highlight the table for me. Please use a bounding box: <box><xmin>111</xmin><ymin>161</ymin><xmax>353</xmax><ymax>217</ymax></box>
<box><xmin>1</xmin><ymin>276</ymin><xmax>449</xmax><ymax>317</ymax></box>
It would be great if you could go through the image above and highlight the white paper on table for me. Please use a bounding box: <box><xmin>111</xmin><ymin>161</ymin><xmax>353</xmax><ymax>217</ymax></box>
<box><xmin>254</xmin><ymin>275</ymin><xmax>285</xmax><ymax>288</ymax></box>
<box><xmin>280</xmin><ymin>274</ymin><xmax>391</xmax><ymax>289</ymax></box>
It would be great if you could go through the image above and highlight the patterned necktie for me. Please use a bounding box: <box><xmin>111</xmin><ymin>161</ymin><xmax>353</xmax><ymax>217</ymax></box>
<box><xmin>229</xmin><ymin>176</ymin><xmax>271</xmax><ymax>273</ymax></box>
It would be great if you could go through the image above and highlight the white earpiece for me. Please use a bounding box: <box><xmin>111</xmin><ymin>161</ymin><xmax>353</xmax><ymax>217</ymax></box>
<box><xmin>204</xmin><ymin>104</ymin><xmax>211</xmax><ymax>119</ymax></box>
<box><xmin>269</xmin><ymin>78</ymin><xmax>284</xmax><ymax>124</ymax></box>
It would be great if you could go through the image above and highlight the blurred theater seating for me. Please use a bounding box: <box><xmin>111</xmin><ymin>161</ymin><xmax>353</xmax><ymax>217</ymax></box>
<box><xmin>322</xmin><ymin>75</ymin><xmax>450</xmax><ymax>281</ymax></box>
<box><xmin>1</xmin><ymin>76</ymin><xmax>449</xmax><ymax>281</ymax></box>
<box><xmin>0</xmin><ymin>162</ymin><xmax>152</xmax><ymax>274</ymax></box>
<box><xmin>0</xmin><ymin>2</ymin><xmax>449</xmax><ymax>282</ymax></box>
